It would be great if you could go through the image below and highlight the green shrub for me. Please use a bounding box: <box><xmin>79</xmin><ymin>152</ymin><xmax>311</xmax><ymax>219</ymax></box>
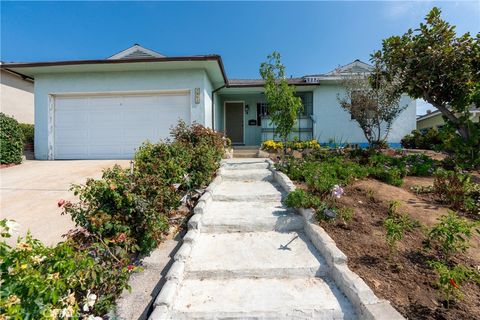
<box><xmin>401</xmin><ymin>128</ymin><xmax>443</xmax><ymax>150</ymax></box>
<box><xmin>0</xmin><ymin>113</ymin><xmax>23</xmax><ymax>164</ymax></box>
<box><xmin>284</xmin><ymin>189</ymin><xmax>323</xmax><ymax>209</ymax></box>
<box><xmin>433</xmin><ymin>169</ymin><xmax>480</xmax><ymax>215</ymax></box>
<box><xmin>369</xmin><ymin>166</ymin><xmax>404</xmax><ymax>186</ymax></box>
<box><xmin>338</xmin><ymin>207</ymin><xmax>355</xmax><ymax>225</ymax></box>
<box><xmin>428</xmin><ymin>260</ymin><xmax>480</xmax><ymax>308</ymax></box>
<box><xmin>170</xmin><ymin>121</ymin><xmax>225</xmax><ymax>187</ymax></box>
<box><xmin>0</xmin><ymin>220</ymin><xmax>132</xmax><ymax>318</ymax></box>
<box><xmin>64</xmin><ymin>165</ymin><xmax>170</xmax><ymax>254</ymax></box>
<box><xmin>19</xmin><ymin>123</ymin><xmax>34</xmax><ymax>146</ymax></box>
<box><xmin>425</xmin><ymin>211</ymin><xmax>480</xmax><ymax>260</ymax></box>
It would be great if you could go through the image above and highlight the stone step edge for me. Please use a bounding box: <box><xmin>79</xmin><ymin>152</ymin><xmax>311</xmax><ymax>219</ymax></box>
<box><xmin>183</xmin><ymin>266</ymin><xmax>329</xmax><ymax>279</ymax></box>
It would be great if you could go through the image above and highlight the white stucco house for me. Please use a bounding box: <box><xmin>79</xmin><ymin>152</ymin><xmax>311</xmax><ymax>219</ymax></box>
<box><xmin>0</xmin><ymin>44</ymin><xmax>416</xmax><ymax>160</ymax></box>
<box><xmin>0</xmin><ymin>64</ymin><xmax>35</xmax><ymax>124</ymax></box>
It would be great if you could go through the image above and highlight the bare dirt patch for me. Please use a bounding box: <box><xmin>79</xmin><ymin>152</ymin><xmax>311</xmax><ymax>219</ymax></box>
<box><xmin>313</xmin><ymin>179</ymin><xmax>480</xmax><ymax>320</ymax></box>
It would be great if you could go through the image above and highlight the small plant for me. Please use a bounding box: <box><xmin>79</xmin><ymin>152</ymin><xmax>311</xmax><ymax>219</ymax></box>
<box><xmin>410</xmin><ymin>184</ymin><xmax>434</xmax><ymax>194</ymax></box>
<box><xmin>433</xmin><ymin>169</ymin><xmax>480</xmax><ymax>214</ymax></box>
<box><xmin>338</xmin><ymin>207</ymin><xmax>355</xmax><ymax>225</ymax></box>
<box><xmin>425</xmin><ymin>211</ymin><xmax>480</xmax><ymax>260</ymax></box>
<box><xmin>428</xmin><ymin>260</ymin><xmax>480</xmax><ymax>308</ymax></box>
<box><xmin>384</xmin><ymin>201</ymin><xmax>418</xmax><ymax>260</ymax></box>
<box><xmin>369</xmin><ymin>165</ymin><xmax>404</xmax><ymax>186</ymax></box>
<box><xmin>284</xmin><ymin>189</ymin><xmax>323</xmax><ymax>209</ymax></box>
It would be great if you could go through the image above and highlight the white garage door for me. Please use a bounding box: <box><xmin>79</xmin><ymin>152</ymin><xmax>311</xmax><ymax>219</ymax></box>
<box><xmin>54</xmin><ymin>92</ymin><xmax>190</xmax><ymax>159</ymax></box>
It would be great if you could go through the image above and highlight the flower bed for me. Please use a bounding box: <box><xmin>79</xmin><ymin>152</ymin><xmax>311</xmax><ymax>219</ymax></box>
<box><xmin>279</xmin><ymin>147</ymin><xmax>480</xmax><ymax>319</ymax></box>
<box><xmin>0</xmin><ymin>121</ymin><xmax>226</xmax><ymax>319</ymax></box>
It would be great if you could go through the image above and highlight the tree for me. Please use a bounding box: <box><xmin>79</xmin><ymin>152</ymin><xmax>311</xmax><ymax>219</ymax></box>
<box><xmin>260</xmin><ymin>52</ymin><xmax>303</xmax><ymax>155</ymax></box>
<box><xmin>337</xmin><ymin>67</ymin><xmax>407</xmax><ymax>148</ymax></box>
<box><xmin>371</xmin><ymin>7</ymin><xmax>479</xmax><ymax>144</ymax></box>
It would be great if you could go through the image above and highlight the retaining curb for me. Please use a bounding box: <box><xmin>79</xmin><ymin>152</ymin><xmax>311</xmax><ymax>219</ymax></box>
<box><xmin>148</xmin><ymin>162</ymin><xmax>227</xmax><ymax>320</ymax></box>
<box><xmin>269</xmin><ymin>163</ymin><xmax>405</xmax><ymax>320</ymax></box>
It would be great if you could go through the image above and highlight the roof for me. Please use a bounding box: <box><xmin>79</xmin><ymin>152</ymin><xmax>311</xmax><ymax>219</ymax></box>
<box><xmin>227</xmin><ymin>78</ymin><xmax>312</xmax><ymax>87</ymax></box>
<box><xmin>107</xmin><ymin>44</ymin><xmax>165</xmax><ymax>60</ymax></box>
<box><xmin>0</xmin><ymin>55</ymin><xmax>228</xmax><ymax>86</ymax></box>
<box><xmin>417</xmin><ymin>107</ymin><xmax>480</xmax><ymax>121</ymax></box>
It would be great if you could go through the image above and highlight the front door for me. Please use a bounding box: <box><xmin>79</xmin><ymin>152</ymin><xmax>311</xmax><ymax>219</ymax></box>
<box><xmin>225</xmin><ymin>102</ymin><xmax>244</xmax><ymax>144</ymax></box>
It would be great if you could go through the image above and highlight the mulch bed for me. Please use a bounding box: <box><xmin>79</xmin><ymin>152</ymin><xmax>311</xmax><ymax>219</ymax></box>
<box><xmin>312</xmin><ymin>184</ymin><xmax>480</xmax><ymax>320</ymax></box>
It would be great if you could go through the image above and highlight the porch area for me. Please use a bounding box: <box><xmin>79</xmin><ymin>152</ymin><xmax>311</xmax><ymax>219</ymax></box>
<box><xmin>214</xmin><ymin>87</ymin><xmax>315</xmax><ymax>146</ymax></box>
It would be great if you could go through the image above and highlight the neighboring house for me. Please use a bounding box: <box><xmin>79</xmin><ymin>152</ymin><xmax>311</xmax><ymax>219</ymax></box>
<box><xmin>0</xmin><ymin>45</ymin><xmax>416</xmax><ymax>160</ymax></box>
<box><xmin>417</xmin><ymin>108</ymin><xmax>480</xmax><ymax>132</ymax></box>
<box><xmin>0</xmin><ymin>63</ymin><xmax>34</xmax><ymax>124</ymax></box>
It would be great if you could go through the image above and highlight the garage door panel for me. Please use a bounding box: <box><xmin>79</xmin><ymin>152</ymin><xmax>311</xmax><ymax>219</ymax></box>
<box><xmin>54</xmin><ymin>93</ymin><xmax>190</xmax><ymax>159</ymax></box>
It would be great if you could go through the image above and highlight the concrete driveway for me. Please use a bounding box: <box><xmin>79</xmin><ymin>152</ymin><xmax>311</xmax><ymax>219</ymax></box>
<box><xmin>1</xmin><ymin>160</ymin><xmax>130</xmax><ymax>246</ymax></box>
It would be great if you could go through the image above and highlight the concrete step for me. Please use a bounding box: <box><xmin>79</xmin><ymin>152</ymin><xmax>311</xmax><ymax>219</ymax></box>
<box><xmin>212</xmin><ymin>180</ymin><xmax>284</xmax><ymax>202</ymax></box>
<box><xmin>221</xmin><ymin>168</ymin><xmax>273</xmax><ymax>181</ymax></box>
<box><xmin>186</xmin><ymin>231</ymin><xmax>326</xmax><ymax>278</ymax></box>
<box><xmin>171</xmin><ymin>277</ymin><xmax>356</xmax><ymax>320</ymax></box>
<box><xmin>201</xmin><ymin>201</ymin><xmax>303</xmax><ymax>232</ymax></box>
<box><xmin>223</xmin><ymin>160</ymin><xmax>270</xmax><ymax>170</ymax></box>
<box><xmin>234</xmin><ymin>153</ymin><xmax>259</xmax><ymax>158</ymax></box>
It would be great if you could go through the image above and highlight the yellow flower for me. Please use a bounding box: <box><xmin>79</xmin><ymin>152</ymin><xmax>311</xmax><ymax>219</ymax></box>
<box><xmin>17</xmin><ymin>242</ymin><xmax>32</xmax><ymax>251</ymax></box>
<box><xmin>20</xmin><ymin>264</ymin><xmax>28</xmax><ymax>270</ymax></box>
<box><xmin>8</xmin><ymin>295</ymin><xmax>20</xmax><ymax>305</ymax></box>
<box><xmin>66</xmin><ymin>292</ymin><xmax>76</xmax><ymax>305</ymax></box>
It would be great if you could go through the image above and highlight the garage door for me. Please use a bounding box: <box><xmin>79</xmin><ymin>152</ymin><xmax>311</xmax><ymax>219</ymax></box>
<box><xmin>54</xmin><ymin>92</ymin><xmax>190</xmax><ymax>159</ymax></box>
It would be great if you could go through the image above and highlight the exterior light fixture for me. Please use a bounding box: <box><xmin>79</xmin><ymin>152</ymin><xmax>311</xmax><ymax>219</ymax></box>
<box><xmin>245</xmin><ymin>105</ymin><xmax>249</xmax><ymax>114</ymax></box>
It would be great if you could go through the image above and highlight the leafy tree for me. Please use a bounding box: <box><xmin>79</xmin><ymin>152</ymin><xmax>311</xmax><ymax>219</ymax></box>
<box><xmin>260</xmin><ymin>52</ymin><xmax>303</xmax><ymax>155</ymax></box>
<box><xmin>337</xmin><ymin>65</ymin><xmax>407</xmax><ymax>148</ymax></box>
<box><xmin>372</xmin><ymin>7</ymin><xmax>480</xmax><ymax>163</ymax></box>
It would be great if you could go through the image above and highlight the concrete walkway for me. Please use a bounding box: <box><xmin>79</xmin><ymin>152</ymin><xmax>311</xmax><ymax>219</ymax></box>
<box><xmin>151</xmin><ymin>158</ymin><xmax>362</xmax><ymax>319</ymax></box>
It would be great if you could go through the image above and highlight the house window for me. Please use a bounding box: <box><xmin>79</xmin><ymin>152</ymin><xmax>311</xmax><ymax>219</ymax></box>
<box><xmin>257</xmin><ymin>102</ymin><xmax>268</xmax><ymax>126</ymax></box>
<box><xmin>257</xmin><ymin>92</ymin><xmax>313</xmax><ymax>121</ymax></box>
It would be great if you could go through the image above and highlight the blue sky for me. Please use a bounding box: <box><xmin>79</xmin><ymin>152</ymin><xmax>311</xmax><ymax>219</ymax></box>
<box><xmin>1</xmin><ymin>1</ymin><xmax>479</xmax><ymax>114</ymax></box>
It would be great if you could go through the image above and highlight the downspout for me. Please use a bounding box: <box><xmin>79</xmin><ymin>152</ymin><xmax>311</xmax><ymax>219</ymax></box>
<box><xmin>211</xmin><ymin>85</ymin><xmax>226</xmax><ymax>131</ymax></box>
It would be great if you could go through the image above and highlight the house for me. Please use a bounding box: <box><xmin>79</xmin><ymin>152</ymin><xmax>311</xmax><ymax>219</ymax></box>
<box><xmin>0</xmin><ymin>63</ymin><xmax>34</xmax><ymax>124</ymax></box>
<box><xmin>417</xmin><ymin>108</ymin><xmax>479</xmax><ymax>132</ymax></box>
<box><xmin>0</xmin><ymin>45</ymin><xmax>416</xmax><ymax>160</ymax></box>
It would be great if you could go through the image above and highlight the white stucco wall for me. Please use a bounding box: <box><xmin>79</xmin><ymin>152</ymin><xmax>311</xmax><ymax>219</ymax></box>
<box><xmin>34</xmin><ymin>69</ymin><xmax>211</xmax><ymax>159</ymax></box>
<box><xmin>0</xmin><ymin>70</ymin><xmax>34</xmax><ymax>124</ymax></box>
<box><xmin>312</xmin><ymin>84</ymin><xmax>416</xmax><ymax>145</ymax></box>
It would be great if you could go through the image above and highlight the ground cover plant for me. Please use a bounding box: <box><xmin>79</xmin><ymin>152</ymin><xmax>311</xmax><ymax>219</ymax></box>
<box><xmin>0</xmin><ymin>122</ymin><xmax>225</xmax><ymax>319</ymax></box>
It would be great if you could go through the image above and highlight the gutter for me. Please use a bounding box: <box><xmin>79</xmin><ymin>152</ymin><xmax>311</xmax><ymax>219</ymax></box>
<box><xmin>2</xmin><ymin>68</ymin><xmax>34</xmax><ymax>82</ymax></box>
<box><xmin>211</xmin><ymin>84</ymin><xmax>226</xmax><ymax>131</ymax></box>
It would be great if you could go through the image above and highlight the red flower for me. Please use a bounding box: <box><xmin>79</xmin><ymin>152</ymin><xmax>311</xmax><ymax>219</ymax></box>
<box><xmin>116</xmin><ymin>233</ymin><xmax>127</xmax><ymax>243</ymax></box>
<box><xmin>57</xmin><ymin>199</ymin><xmax>66</xmax><ymax>207</ymax></box>
<box><xmin>127</xmin><ymin>265</ymin><xmax>135</xmax><ymax>272</ymax></box>
<box><xmin>449</xmin><ymin>278</ymin><xmax>459</xmax><ymax>289</ymax></box>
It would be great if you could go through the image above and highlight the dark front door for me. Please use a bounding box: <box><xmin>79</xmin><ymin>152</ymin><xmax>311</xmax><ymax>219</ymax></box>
<box><xmin>225</xmin><ymin>102</ymin><xmax>244</xmax><ymax>144</ymax></box>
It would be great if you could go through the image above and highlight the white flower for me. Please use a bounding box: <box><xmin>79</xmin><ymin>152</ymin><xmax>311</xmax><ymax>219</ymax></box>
<box><xmin>87</xmin><ymin>316</ymin><xmax>103</xmax><ymax>320</ymax></box>
<box><xmin>183</xmin><ymin>173</ymin><xmax>190</xmax><ymax>183</ymax></box>
<box><xmin>5</xmin><ymin>220</ymin><xmax>20</xmax><ymax>236</ymax></box>
<box><xmin>331</xmin><ymin>185</ymin><xmax>344</xmax><ymax>199</ymax></box>
<box><xmin>172</xmin><ymin>183</ymin><xmax>181</xmax><ymax>190</ymax></box>
<box><xmin>32</xmin><ymin>255</ymin><xmax>46</xmax><ymax>264</ymax></box>
<box><xmin>83</xmin><ymin>290</ymin><xmax>97</xmax><ymax>312</ymax></box>
<box><xmin>61</xmin><ymin>305</ymin><xmax>74</xmax><ymax>318</ymax></box>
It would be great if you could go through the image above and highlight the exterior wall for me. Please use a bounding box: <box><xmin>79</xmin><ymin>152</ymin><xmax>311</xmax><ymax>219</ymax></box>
<box><xmin>203</xmin><ymin>73</ymin><xmax>213</xmax><ymax>128</ymax></box>
<box><xmin>417</xmin><ymin>113</ymin><xmax>444</xmax><ymax>131</ymax></box>
<box><xmin>312</xmin><ymin>84</ymin><xmax>416</xmax><ymax>145</ymax></box>
<box><xmin>219</xmin><ymin>94</ymin><xmax>264</xmax><ymax>146</ymax></box>
<box><xmin>417</xmin><ymin>111</ymin><xmax>479</xmax><ymax>131</ymax></box>
<box><xmin>0</xmin><ymin>70</ymin><xmax>34</xmax><ymax>123</ymax></box>
<box><xmin>34</xmin><ymin>69</ymin><xmax>209</xmax><ymax>159</ymax></box>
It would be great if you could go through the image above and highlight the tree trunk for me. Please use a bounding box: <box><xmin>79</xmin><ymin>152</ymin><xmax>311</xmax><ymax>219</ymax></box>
<box><xmin>423</xmin><ymin>92</ymin><xmax>470</xmax><ymax>140</ymax></box>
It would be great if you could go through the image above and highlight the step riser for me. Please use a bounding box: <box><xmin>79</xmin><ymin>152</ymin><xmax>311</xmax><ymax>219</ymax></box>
<box><xmin>201</xmin><ymin>217</ymin><xmax>304</xmax><ymax>233</ymax></box>
<box><xmin>185</xmin><ymin>267</ymin><xmax>329</xmax><ymax>279</ymax></box>
<box><xmin>213</xmin><ymin>194</ymin><xmax>283</xmax><ymax>202</ymax></box>
<box><xmin>234</xmin><ymin>154</ymin><xmax>259</xmax><ymax>158</ymax></box>
<box><xmin>224</xmin><ymin>163</ymin><xmax>270</xmax><ymax>170</ymax></box>
<box><xmin>221</xmin><ymin>172</ymin><xmax>273</xmax><ymax>181</ymax></box>
<box><xmin>170</xmin><ymin>310</ymin><xmax>354</xmax><ymax>320</ymax></box>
